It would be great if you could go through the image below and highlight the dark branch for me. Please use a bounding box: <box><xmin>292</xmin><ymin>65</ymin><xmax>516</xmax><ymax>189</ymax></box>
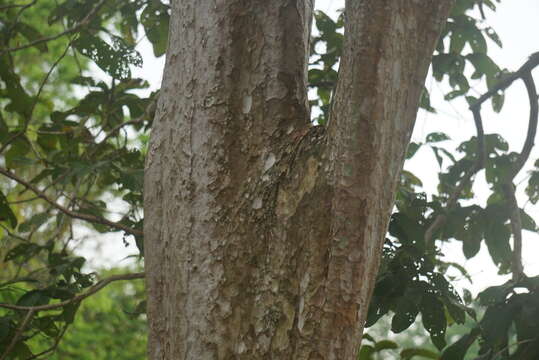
<box><xmin>469</xmin><ymin>52</ymin><xmax>539</xmax><ymax>111</ymax></box>
<box><xmin>0</xmin><ymin>1</ymin><xmax>35</xmax><ymax>10</ymax></box>
<box><xmin>501</xmin><ymin>71</ymin><xmax>538</xmax><ymax>281</ymax></box>
<box><xmin>510</xmin><ymin>72</ymin><xmax>538</xmax><ymax>179</ymax></box>
<box><xmin>0</xmin><ymin>167</ymin><xmax>143</xmax><ymax>237</ymax></box>
<box><xmin>0</xmin><ymin>272</ymin><xmax>145</xmax><ymax>312</ymax></box>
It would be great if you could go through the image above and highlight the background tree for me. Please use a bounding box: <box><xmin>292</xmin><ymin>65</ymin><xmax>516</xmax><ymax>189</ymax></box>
<box><xmin>0</xmin><ymin>0</ymin><xmax>538</xmax><ymax>359</ymax></box>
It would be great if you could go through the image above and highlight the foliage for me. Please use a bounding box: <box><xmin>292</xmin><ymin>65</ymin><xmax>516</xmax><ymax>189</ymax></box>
<box><xmin>0</xmin><ymin>0</ymin><xmax>538</xmax><ymax>358</ymax></box>
<box><xmin>30</xmin><ymin>267</ymin><xmax>147</xmax><ymax>360</ymax></box>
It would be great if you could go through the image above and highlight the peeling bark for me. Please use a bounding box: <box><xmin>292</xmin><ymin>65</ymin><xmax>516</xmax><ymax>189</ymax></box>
<box><xmin>144</xmin><ymin>1</ymin><xmax>454</xmax><ymax>359</ymax></box>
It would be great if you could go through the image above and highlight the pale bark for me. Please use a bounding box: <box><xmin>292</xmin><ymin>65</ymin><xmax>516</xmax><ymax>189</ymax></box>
<box><xmin>144</xmin><ymin>1</ymin><xmax>453</xmax><ymax>359</ymax></box>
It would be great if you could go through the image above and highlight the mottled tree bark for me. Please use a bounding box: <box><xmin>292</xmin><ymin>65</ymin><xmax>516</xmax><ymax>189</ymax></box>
<box><xmin>144</xmin><ymin>1</ymin><xmax>453</xmax><ymax>359</ymax></box>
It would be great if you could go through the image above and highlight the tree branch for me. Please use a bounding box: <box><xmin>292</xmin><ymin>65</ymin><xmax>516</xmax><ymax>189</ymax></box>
<box><xmin>0</xmin><ymin>1</ymin><xmax>35</xmax><ymax>10</ymax></box>
<box><xmin>501</xmin><ymin>71</ymin><xmax>538</xmax><ymax>281</ymax></box>
<box><xmin>24</xmin><ymin>324</ymin><xmax>69</xmax><ymax>360</ymax></box>
<box><xmin>0</xmin><ymin>272</ymin><xmax>145</xmax><ymax>312</ymax></box>
<box><xmin>510</xmin><ymin>72</ymin><xmax>538</xmax><ymax>179</ymax></box>
<box><xmin>0</xmin><ymin>167</ymin><xmax>142</xmax><ymax>237</ymax></box>
<box><xmin>469</xmin><ymin>52</ymin><xmax>539</xmax><ymax>111</ymax></box>
<box><xmin>93</xmin><ymin>97</ymin><xmax>156</xmax><ymax>150</ymax></box>
<box><xmin>425</xmin><ymin>54</ymin><xmax>539</xmax><ymax>245</ymax></box>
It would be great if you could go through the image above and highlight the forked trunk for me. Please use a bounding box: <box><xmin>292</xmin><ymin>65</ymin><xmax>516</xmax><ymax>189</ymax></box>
<box><xmin>144</xmin><ymin>1</ymin><xmax>453</xmax><ymax>359</ymax></box>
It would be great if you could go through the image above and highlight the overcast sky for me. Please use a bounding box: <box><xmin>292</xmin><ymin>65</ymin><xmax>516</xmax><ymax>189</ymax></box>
<box><xmin>83</xmin><ymin>1</ymin><xmax>539</xmax><ymax>295</ymax></box>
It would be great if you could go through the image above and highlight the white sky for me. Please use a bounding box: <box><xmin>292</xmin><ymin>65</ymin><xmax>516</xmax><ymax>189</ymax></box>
<box><xmin>82</xmin><ymin>1</ymin><xmax>539</xmax><ymax>296</ymax></box>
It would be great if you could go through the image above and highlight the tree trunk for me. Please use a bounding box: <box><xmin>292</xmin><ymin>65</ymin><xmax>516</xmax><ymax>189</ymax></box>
<box><xmin>144</xmin><ymin>1</ymin><xmax>454</xmax><ymax>359</ymax></box>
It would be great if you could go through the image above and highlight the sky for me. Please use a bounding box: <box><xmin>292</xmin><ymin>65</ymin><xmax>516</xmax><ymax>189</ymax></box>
<box><xmin>81</xmin><ymin>0</ymin><xmax>539</xmax><ymax>296</ymax></box>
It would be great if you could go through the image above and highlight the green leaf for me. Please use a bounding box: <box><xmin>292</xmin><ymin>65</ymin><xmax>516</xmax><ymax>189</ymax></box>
<box><xmin>420</xmin><ymin>294</ymin><xmax>447</xmax><ymax>350</ymax></box>
<box><xmin>0</xmin><ymin>316</ymin><xmax>11</xmax><ymax>342</ymax></box>
<box><xmin>16</xmin><ymin>290</ymin><xmax>50</xmax><ymax>307</ymax></box>
<box><xmin>478</xmin><ymin>282</ymin><xmax>512</xmax><ymax>306</ymax></box>
<box><xmin>400</xmin><ymin>348</ymin><xmax>439</xmax><ymax>359</ymax></box>
<box><xmin>491</xmin><ymin>92</ymin><xmax>504</xmax><ymax>113</ymax></box>
<box><xmin>131</xmin><ymin>299</ymin><xmax>147</xmax><ymax>317</ymax></box>
<box><xmin>34</xmin><ymin>316</ymin><xmax>60</xmax><ymax>337</ymax></box>
<box><xmin>358</xmin><ymin>344</ymin><xmax>375</xmax><ymax>360</ymax></box>
<box><xmin>419</xmin><ymin>87</ymin><xmax>436</xmax><ymax>113</ymax></box>
<box><xmin>462</xmin><ymin>215</ymin><xmax>483</xmax><ymax>259</ymax></box>
<box><xmin>484</xmin><ymin>221</ymin><xmax>511</xmax><ymax>266</ymax></box>
<box><xmin>5</xmin><ymin>136</ymin><xmax>31</xmax><ymax>169</ymax></box>
<box><xmin>4</xmin><ymin>243</ymin><xmax>42</xmax><ymax>263</ymax></box>
<box><xmin>12</xmin><ymin>341</ymin><xmax>33</xmax><ymax>359</ymax></box>
<box><xmin>61</xmin><ymin>302</ymin><xmax>80</xmax><ymax>324</ymax></box>
<box><xmin>466</xmin><ymin>53</ymin><xmax>500</xmax><ymax>80</ymax></box>
<box><xmin>526</xmin><ymin>170</ymin><xmax>539</xmax><ymax>204</ymax></box>
<box><xmin>468</xmin><ymin>28</ymin><xmax>487</xmax><ymax>54</ymax></box>
<box><xmin>449</xmin><ymin>31</ymin><xmax>466</xmax><ymax>54</ymax></box>
<box><xmin>406</xmin><ymin>142</ymin><xmax>421</xmax><ymax>159</ymax></box>
<box><xmin>480</xmin><ymin>303</ymin><xmax>516</xmax><ymax>346</ymax></box>
<box><xmin>362</xmin><ymin>333</ymin><xmax>376</xmax><ymax>343</ymax></box>
<box><xmin>374</xmin><ymin>340</ymin><xmax>399</xmax><ymax>352</ymax></box>
<box><xmin>485</xmin><ymin>134</ymin><xmax>509</xmax><ymax>152</ymax></box>
<box><xmin>520</xmin><ymin>209</ymin><xmax>537</xmax><ymax>231</ymax></box>
<box><xmin>140</xmin><ymin>1</ymin><xmax>170</xmax><ymax>57</ymax></box>
<box><xmin>0</xmin><ymin>57</ymin><xmax>33</xmax><ymax>119</ymax></box>
<box><xmin>0</xmin><ymin>190</ymin><xmax>18</xmax><ymax>228</ymax></box>
<box><xmin>314</xmin><ymin>10</ymin><xmax>337</xmax><ymax>34</ymax></box>
<box><xmin>74</xmin><ymin>32</ymin><xmax>142</xmax><ymax>80</ymax></box>
<box><xmin>426</xmin><ymin>132</ymin><xmax>451</xmax><ymax>143</ymax></box>
<box><xmin>392</xmin><ymin>297</ymin><xmax>420</xmax><ymax>333</ymax></box>
<box><xmin>18</xmin><ymin>213</ymin><xmax>50</xmax><ymax>233</ymax></box>
<box><xmin>484</xmin><ymin>27</ymin><xmax>502</xmax><ymax>48</ymax></box>
<box><xmin>42</xmin><ymin>286</ymin><xmax>76</xmax><ymax>301</ymax></box>
<box><xmin>444</xmin><ymin>299</ymin><xmax>467</xmax><ymax>325</ymax></box>
<box><xmin>440</xmin><ymin>328</ymin><xmax>480</xmax><ymax>360</ymax></box>
<box><xmin>0</xmin><ymin>114</ymin><xmax>8</xmax><ymax>143</ymax></box>
<box><xmin>47</xmin><ymin>0</ymin><xmax>94</xmax><ymax>25</ymax></box>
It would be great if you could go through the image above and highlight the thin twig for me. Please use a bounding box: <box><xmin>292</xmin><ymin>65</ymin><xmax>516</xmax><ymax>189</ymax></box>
<box><xmin>0</xmin><ymin>167</ymin><xmax>142</xmax><ymax>237</ymax></box>
<box><xmin>469</xmin><ymin>52</ymin><xmax>539</xmax><ymax>111</ymax></box>
<box><xmin>0</xmin><ymin>272</ymin><xmax>145</xmax><ymax>312</ymax></box>
<box><xmin>0</xmin><ymin>309</ymin><xmax>35</xmax><ymax>360</ymax></box>
<box><xmin>92</xmin><ymin>96</ymin><xmax>156</xmax><ymax>151</ymax></box>
<box><xmin>500</xmin><ymin>71</ymin><xmax>538</xmax><ymax>281</ymax></box>
<box><xmin>0</xmin><ymin>223</ymin><xmax>30</xmax><ymax>242</ymax></box>
<box><xmin>96</xmin><ymin>117</ymin><xmax>144</xmax><ymax>147</ymax></box>
<box><xmin>0</xmin><ymin>0</ymin><xmax>108</xmax><ymax>55</ymax></box>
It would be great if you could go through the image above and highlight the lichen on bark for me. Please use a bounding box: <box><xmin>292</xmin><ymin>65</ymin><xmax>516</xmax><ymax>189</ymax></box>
<box><xmin>144</xmin><ymin>1</ymin><xmax>455</xmax><ymax>359</ymax></box>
